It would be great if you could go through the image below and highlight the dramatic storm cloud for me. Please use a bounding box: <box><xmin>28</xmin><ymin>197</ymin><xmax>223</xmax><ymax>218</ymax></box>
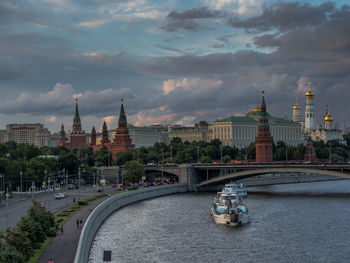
<box><xmin>0</xmin><ymin>0</ymin><xmax>350</xmax><ymax>132</ymax></box>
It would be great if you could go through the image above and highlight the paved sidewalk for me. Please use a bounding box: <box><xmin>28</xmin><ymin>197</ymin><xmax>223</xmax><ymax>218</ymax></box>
<box><xmin>38</xmin><ymin>195</ymin><xmax>110</xmax><ymax>263</ymax></box>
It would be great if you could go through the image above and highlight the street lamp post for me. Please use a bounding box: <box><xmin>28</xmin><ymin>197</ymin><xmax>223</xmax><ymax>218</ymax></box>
<box><xmin>31</xmin><ymin>181</ymin><xmax>35</xmax><ymax>199</ymax></box>
<box><xmin>161</xmin><ymin>151</ymin><xmax>164</xmax><ymax>181</ymax></box>
<box><xmin>47</xmin><ymin>177</ymin><xmax>51</xmax><ymax>210</ymax></box>
<box><xmin>19</xmin><ymin>171</ymin><xmax>23</xmax><ymax>200</ymax></box>
<box><xmin>170</xmin><ymin>146</ymin><xmax>173</xmax><ymax>163</ymax></box>
<box><xmin>78</xmin><ymin>166</ymin><xmax>81</xmax><ymax>201</ymax></box>
<box><xmin>220</xmin><ymin>145</ymin><xmax>223</xmax><ymax>163</ymax></box>
<box><xmin>197</xmin><ymin>146</ymin><xmax>199</xmax><ymax>163</ymax></box>
<box><xmin>6</xmin><ymin>188</ymin><xmax>9</xmax><ymax>228</ymax></box>
<box><xmin>66</xmin><ymin>170</ymin><xmax>68</xmax><ymax>207</ymax></box>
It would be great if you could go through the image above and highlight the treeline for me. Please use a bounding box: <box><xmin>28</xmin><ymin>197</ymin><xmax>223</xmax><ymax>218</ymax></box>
<box><xmin>0</xmin><ymin>201</ymin><xmax>56</xmax><ymax>262</ymax></box>
<box><xmin>1</xmin><ymin>136</ymin><xmax>349</xmax><ymax>191</ymax></box>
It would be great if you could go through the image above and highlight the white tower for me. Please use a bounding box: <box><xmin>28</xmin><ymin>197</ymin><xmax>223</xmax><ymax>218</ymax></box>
<box><xmin>292</xmin><ymin>98</ymin><xmax>301</xmax><ymax>122</ymax></box>
<box><xmin>305</xmin><ymin>82</ymin><xmax>316</xmax><ymax>132</ymax></box>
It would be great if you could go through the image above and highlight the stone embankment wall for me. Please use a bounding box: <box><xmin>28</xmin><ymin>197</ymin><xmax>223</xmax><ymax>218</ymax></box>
<box><xmin>74</xmin><ymin>184</ymin><xmax>189</xmax><ymax>263</ymax></box>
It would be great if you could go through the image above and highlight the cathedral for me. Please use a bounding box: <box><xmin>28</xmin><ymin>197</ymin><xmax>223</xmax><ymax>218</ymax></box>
<box><xmin>292</xmin><ymin>82</ymin><xmax>345</xmax><ymax>144</ymax></box>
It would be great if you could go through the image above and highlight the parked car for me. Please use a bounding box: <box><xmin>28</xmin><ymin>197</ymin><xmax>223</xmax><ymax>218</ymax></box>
<box><xmin>39</xmin><ymin>202</ymin><xmax>45</xmax><ymax>208</ymax></box>
<box><xmin>67</xmin><ymin>184</ymin><xmax>75</xmax><ymax>190</ymax></box>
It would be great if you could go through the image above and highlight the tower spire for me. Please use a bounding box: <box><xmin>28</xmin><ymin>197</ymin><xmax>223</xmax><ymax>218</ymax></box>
<box><xmin>118</xmin><ymin>98</ymin><xmax>127</xmax><ymax>128</ymax></box>
<box><xmin>72</xmin><ymin>99</ymin><xmax>82</xmax><ymax>133</ymax></box>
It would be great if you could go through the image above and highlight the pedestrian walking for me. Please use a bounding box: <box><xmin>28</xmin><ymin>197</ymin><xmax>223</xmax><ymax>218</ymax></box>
<box><xmin>48</xmin><ymin>259</ymin><xmax>53</xmax><ymax>263</ymax></box>
<box><xmin>60</xmin><ymin>226</ymin><xmax>63</xmax><ymax>234</ymax></box>
<box><xmin>76</xmin><ymin>219</ymin><xmax>79</xmax><ymax>228</ymax></box>
<box><xmin>80</xmin><ymin>219</ymin><xmax>83</xmax><ymax>225</ymax></box>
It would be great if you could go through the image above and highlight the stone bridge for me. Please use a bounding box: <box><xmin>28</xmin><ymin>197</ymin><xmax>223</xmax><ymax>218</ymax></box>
<box><xmin>99</xmin><ymin>164</ymin><xmax>350</xmax><ymax>190</ymax></box>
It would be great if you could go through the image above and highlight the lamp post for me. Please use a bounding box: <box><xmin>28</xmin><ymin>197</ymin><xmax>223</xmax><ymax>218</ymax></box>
<box><xmin>31</xmin><ymin>181</ymin><xmax>35</xmax><ymax>199</ymax></box>
<box><xmin>19</xmin><ymin>171</ymin><xmax>23</xmax><ymax>200</ymax></box>
<box><xmin>170</xmin><ymin>146</ymin><xmax>173</xmax><ymax>163</ymax></box>
<box><xmin>25</xmin><ymin>172</ymin><xmax>27</xmax><ymax>193</ymax></box>
<box><xmin>220</xmin><ymin>144</ymin><xmax>223</xmax><ymax>163</ymax></box>
<box><xmin>197</xmin><ymin>146</ymin><xmax>199</xmax><ymax>163</ymax></box>
<box><xmin>47</xmin><ymin>176</ymin><xmax>51</xmax><ymax>210</ymax></box>
<box><xmin>78</xmin><ymin>166</ymin><xmax>81</xmax><ymax>201</ymax></box>
<box><xmin>44</xmin><ymin>169</ymin><xmax>47</xmax><ymax>192</ymax></box>
<box><xmin>6</xmin><ymin>188</ymin><xmax>9</xmax><ymax>228</ymax></box>
<box><xmin>161</xmin><ymin>150</ymin><xmax>164</xmax><ymax>181</ymax></box>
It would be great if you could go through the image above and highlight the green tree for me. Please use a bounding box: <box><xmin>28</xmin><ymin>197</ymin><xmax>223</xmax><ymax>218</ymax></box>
<box><xmin>124</xmin><ymin>161</ymin><xmax>144</xmax><ymax>183</ymax></box>
<box><xmin>199</xmin><ymin>155</ymin><xmax>211</xmax><ymax>163</ymax></box>
<box><xmin>0</xmin><ymin>241</ymin><xmax>25</xmax><ymax>263</ymax></box>
<box><xmin>222</xmin><ymin>155</ymin><xmax>231</xmax><ymax>163</ymax></box>
<box><xmin>247</xmin><ymin>142</ymin><xmax>256</xmax><ymax>160</ymax></box>
<box><xmin>5</xmin><ymin>227</ymin><xmax>32</xmax><ymax>260</ymax></box>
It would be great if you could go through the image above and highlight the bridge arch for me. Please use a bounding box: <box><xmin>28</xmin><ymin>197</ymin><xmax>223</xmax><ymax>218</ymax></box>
<box><xmin>196</xmin><ymin>168</ymin><xmax>350</xmax><ymax>188</ymax></box>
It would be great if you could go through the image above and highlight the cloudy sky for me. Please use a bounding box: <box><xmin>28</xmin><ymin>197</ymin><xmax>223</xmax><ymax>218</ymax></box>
<box><xmin>1</xmin><ymin>0</ymin><xmax>350</xmax><ymax>132</ymax></box>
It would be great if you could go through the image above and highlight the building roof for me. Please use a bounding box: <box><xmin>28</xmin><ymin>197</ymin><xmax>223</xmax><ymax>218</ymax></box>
<box><xmin>215</xmin><ymin>110</ymin><xmax>295</xmax><ymax>125</ymax></box>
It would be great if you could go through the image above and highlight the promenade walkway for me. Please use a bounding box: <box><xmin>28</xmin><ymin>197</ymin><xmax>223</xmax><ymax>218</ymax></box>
<box><xmin>38</xmin><ymin>195</ymin><xmax>110</xmax><ymax>263</ymax></box>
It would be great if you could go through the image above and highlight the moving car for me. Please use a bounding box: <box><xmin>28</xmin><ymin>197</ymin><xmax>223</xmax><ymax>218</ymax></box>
<box><xmin>55</xmin><ymin>192</ymin><xmax>67</xmax><ymax>199</ymax></box>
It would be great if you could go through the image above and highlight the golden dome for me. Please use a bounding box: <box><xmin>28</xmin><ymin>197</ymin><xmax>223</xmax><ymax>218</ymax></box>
<box><xmin>324</xmin><ymin>106</ymin><xmax>333</xmax><ymax>122</ymax></box>
<box><xmin>306</xmin><ymin>81</ymin><xmax>314</xmax><ymax>97</ymax></box>
<box><xmin>253</xmin><ymin>101</ymin><xmax>261</xmax><ymax>111</ymax></box>
<box><xmin>293</xmin><ymin>98</ymin><xmax>300</xmax><ymax>110</ymax></box>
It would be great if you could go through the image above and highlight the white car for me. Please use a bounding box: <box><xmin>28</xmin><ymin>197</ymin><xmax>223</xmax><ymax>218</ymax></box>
<box><xmin>55</xmin><ymin>193</ymin><xmax>67</xmax><ymax>199</ymax></box>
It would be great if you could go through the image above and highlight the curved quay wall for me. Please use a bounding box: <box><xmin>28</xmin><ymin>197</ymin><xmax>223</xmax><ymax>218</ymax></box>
<box><xmin>74</xmin><ymin>184</ymin><xmax>189</xmax><ymax>263</ymax></box>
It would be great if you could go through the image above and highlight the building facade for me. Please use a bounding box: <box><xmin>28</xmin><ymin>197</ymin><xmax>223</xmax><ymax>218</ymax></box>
<box><xmin>213</xmin><ymin>108</ymin><xmax>303</xmax><ymax>149</ymax></box>
<box><xmin>167</xmin><ymin>122</ymin><xmax>213</xmax><ymax>144</ymax></box>
<box><xmin>3</xmin><ymin>123</ymin><xmax>51</xmax><ymax>147</ymax></box>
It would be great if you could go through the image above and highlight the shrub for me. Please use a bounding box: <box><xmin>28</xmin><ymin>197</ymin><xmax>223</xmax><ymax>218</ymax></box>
<box><xmin>78</xmin><ymin>200</ymin><xmax>88</xmax><ymax>206</ymax></box>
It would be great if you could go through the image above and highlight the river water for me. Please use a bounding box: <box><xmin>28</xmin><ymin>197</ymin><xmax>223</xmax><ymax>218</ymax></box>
<box><xmin>89</xmin><ymin>180</ymin><xmax>350</xmax><ymax>263</ymax></box>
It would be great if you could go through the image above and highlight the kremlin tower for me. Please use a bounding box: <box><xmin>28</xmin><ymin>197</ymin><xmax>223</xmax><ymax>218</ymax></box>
<box><xmin>255</xmin><ymin>91</ymin><xmax>273</xmax><ymax>163</ymax></box>
<box><xmin>59</xmin><ymin>99</ymin><xmax>88</xmax><ymax>151</ymax></box>
<box><xmin>90</xmin><ymin>126</ymin><xmax>96</xmax><ymax>146</ymax></box>
<box><xmin>58</xmin><ymin>123</ymin><xmax>67</xmax><ymax>146</ymax></box>
<box><xmin>91</xmin><ymin>99</ymin><xmax>135</xmax><ymax>159</ymax></box>
<box><xmin>305</xmin><ymin>82</ymin><xmax>316</xmax><ymax>132</ymax></box>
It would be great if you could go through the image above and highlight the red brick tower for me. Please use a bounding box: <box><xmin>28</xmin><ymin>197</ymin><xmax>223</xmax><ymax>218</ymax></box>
<box><xmin>58</xmin><ymin>123</ymin><xmax>67</xmax><ymax>146</ymax></box>
<box><xmin>90</xmin><ymin>126</ymin><xmax>96</xmax><ymax>146</ymax></box>
<box><xmin>303</xmin><ymin>138</ymin><xmax>318</xmax><ymax>163</ymax></box>
<box><xmin>108</xmin><ymin>99</ymin><xmax>135</xmax><ymax>159</ymax></box>
<box><xmin>66</xmin><ymin>99</ymin><xmax>87</xmax><ymax>150</ymax></box>
<box><xmin>101</xmin><ymin>121</ymin><xmax>110</xmax><ymax>144</ymax></box>
<box><xmin>255</xmin><ymin>91</ymin><xmax>273</xmax><ymax>162</ymax></box>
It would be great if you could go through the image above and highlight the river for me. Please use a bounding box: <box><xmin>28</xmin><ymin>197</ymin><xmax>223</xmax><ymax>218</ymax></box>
<box><xmin>89</xmin><ymin>180</ymin><xmax>350</xmax><ymax>263</ymax></box>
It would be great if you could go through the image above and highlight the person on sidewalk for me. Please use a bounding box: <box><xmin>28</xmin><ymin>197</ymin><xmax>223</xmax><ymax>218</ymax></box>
<box><xmin>49</xmin><ymin>259</ymin><xmax>54</xmax><ymax>263</ymax></box>
<box><xmin>76</xmin><ymin>219</ymin><xmax>79</xmax><ymax>228</ymax></box>
<box><xmin>60</xmin><ymin>226</ymin><xmax>64</xmax><ymax>234</ymax></box>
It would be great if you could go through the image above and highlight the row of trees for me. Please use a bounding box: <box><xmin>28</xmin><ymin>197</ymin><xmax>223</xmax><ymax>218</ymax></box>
<box><xmin>0</xmin><ymin>201</ymin><xmax>56</xmax><ymax>262</ymax></box>
<box><xmin>0</xmin><ymin>136</ymin><xmax>349</xmax><ymax>192</ymax></box>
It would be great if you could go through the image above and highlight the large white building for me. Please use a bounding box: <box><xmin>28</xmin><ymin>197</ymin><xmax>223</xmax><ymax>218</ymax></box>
<box><xmin>2</xmin><ymin>123</ymin><xmax>52</xmax><ymax>147</ymax></box>
<box><xmin>213</xmin><ymin>106</ymin><xmax>303</xmax><ymax>148</ymax></box>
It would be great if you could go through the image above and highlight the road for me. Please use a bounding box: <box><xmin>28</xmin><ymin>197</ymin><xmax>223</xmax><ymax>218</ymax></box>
<box><xmin>0</xmin><ymin>185</ymin><xmax>114</xmax><ymax>230</ymax></box>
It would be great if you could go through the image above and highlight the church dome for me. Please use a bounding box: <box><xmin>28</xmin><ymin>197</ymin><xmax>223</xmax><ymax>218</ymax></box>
<box><xmin>293</xmin><ymin>98</ymin><xmax>300</xmax><ymax>110</ymax></box>
<box><xmin>306</xmin><ymin>82</ymin><xmax>314</xmax><ymax>98</ymax></box>
<box><xmin>324</xmin><ymin>108</ymin><xmax>333</xmax><ymax>122</ymax></box>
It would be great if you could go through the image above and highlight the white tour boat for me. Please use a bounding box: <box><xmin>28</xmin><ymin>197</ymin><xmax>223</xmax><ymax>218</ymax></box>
<box><xmin>211</xmin><ymin>184</ymin><xmax>249</xmax><ymax>226</ymax></box>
